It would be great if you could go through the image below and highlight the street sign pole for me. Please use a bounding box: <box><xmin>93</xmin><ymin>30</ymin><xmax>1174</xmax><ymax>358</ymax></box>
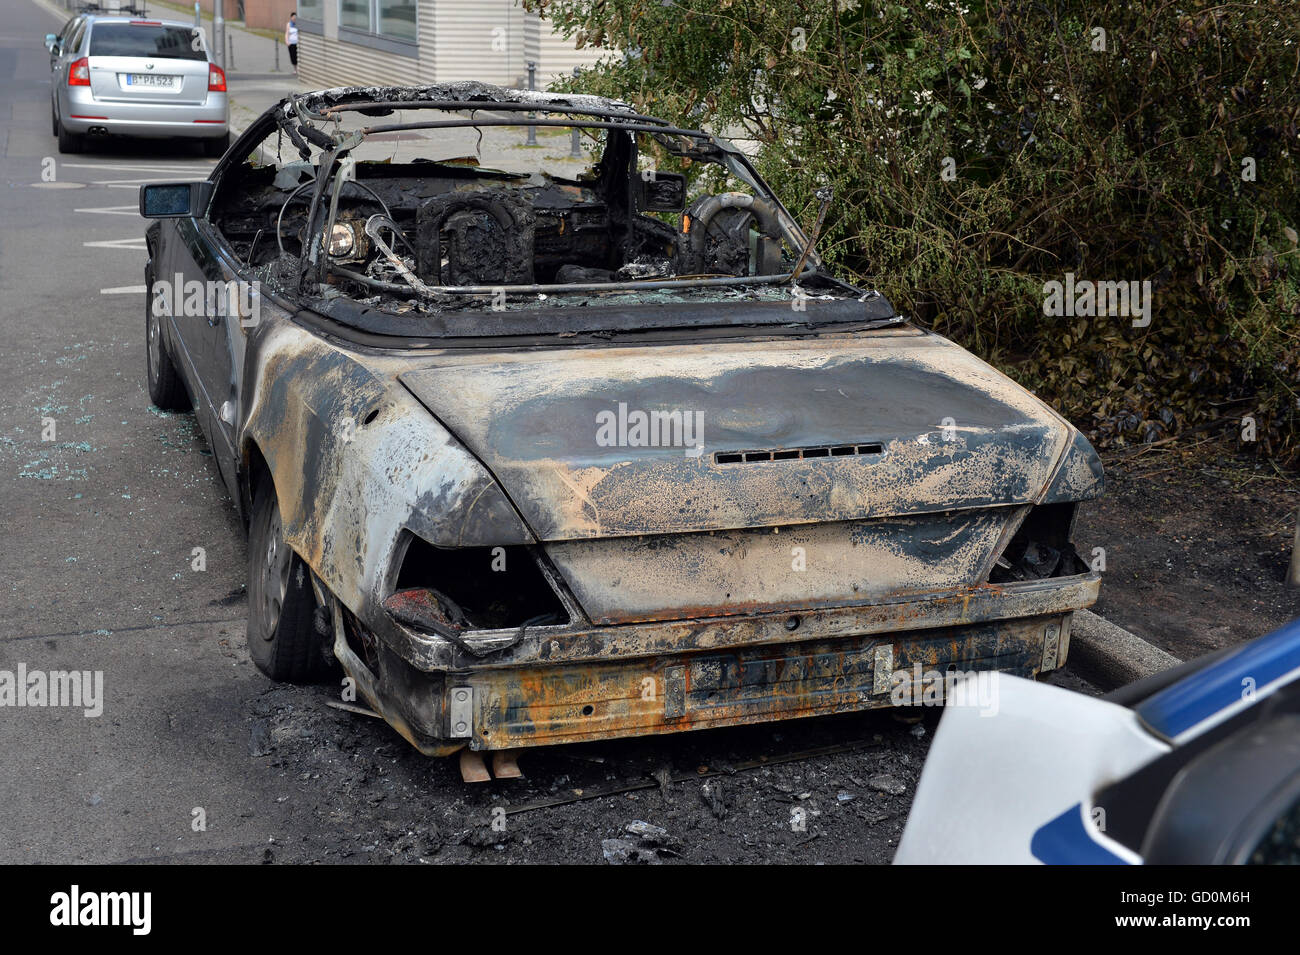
<box><xmin>213</xmin><ymin>0</ymin><xmax>225</xmax><ymax>71</ymax></box>
<box><xmin>526</xmin><ymin>61</ymin><xmax>537</xmax><ymax>146</ymax></box>
<box><xmin>569</xmin><ymin>67</ymin><xmax>582</xmax><ymax>158</ymax></box>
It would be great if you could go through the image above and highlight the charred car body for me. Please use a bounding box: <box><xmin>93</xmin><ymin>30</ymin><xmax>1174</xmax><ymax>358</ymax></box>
<box><xmin>139</xmin><ymin>84</ymin><xmax>1103</xmax><ymax>776</ymax></box>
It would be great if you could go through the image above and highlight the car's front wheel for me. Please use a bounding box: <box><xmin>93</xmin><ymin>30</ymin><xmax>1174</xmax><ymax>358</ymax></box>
<box><xmin>145</xmin><ymin>265</ymin><xmax>190</xmax><ymax>411</ymax></box>
<box><xmin>246</xmin><ymin>481</ymin><xmax>331</xmax><ymax>682</ymax></box>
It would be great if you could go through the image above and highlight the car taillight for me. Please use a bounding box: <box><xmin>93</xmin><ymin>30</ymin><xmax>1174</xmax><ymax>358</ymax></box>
<box><xmin>207</xmin><ymin>64</ymin><xmax>226</xmax><ymax>92</ymax></box>
<box><xmin>68</xmin><ymin>57</ymin><xmax>89</xmax><ymax>86</ymax></box>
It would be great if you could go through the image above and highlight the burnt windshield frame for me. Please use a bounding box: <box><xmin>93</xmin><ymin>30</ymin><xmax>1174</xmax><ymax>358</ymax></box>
<box><xmin>276</xmin><ymin>95</ymin><xmax>821</xmax><ymax>287</ymax></box>
<box><xmin>217</xmin><ymin>89</ymin><xmax>885</xmax><ymax>338</ymax></box>
<box><xmin>315</xmin><ymin>99</ymin><xmax>680</xmax><ymax>127</ymax></box>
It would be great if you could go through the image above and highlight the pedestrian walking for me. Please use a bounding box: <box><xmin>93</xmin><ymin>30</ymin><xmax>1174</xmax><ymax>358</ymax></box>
<box><xmin>285</xmin><ymin>12</ymin><xmax>299</xmax><ymax>73</ymax></box>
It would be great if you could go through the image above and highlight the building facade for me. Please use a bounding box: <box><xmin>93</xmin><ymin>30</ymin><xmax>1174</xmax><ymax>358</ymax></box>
<box><xmin>282</xmin><ymin>0</ymin><xmax>609</xmax><ymax>89</ymax></box>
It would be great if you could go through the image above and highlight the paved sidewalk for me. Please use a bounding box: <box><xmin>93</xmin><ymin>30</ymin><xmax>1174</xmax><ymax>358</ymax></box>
<box><xmin>225</xmin><ymin>76</ymin><xmax>299</xmax><ymax>134</ymax></box>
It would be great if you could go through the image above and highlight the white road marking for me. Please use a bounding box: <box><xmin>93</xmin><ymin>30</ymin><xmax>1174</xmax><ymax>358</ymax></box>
<box><xmin>75</xmin><ymin>205</ymin><xmax>139</xmax><ymax>216</ymax></box>
<box><xmin>84</xmin><ymin>237</ymin><xmax>147</xmax><ymax>251</ymax></box>
<box><xmin>29</xmin><ymin>181</ymin><xmax>86</xmax><ymax>189</ymax></box>
<box><xmin>101</xmin><ymin>285</ymin><xmax>148</xmax><ymax>294</ymax></box>
<box><xmin>93</xmin><ymin>177</ymin><xmax>198</xmax><ymax>185</ymax></box>
<box><xmin>61</xmin><ymin>162</ymin><xmax>214</xmax><ymax>174</ymax></box>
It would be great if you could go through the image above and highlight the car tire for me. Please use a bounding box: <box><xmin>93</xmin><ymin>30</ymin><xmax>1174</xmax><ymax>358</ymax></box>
<box><xmin>145</xmin><ymin>265</ymin><xmax>190</xmax><ymax>411</ymax></box>
<box><xmin>202</xmin><ymin>133</ymin><xmax>229</xmax><ymax>158</ymax></box>
<box><xmin>51</xmin><ymin>105</ymin><xmax>57</xmax><ymax>137</ymax></box>
<box><xmin>56</xmin><ymin>118</ymin><xmax>82</xmax><ymax>154</ymax></box>
<box><xmin>246</xmin><ymin>479</ymin><xmax>332</xmax><ymax>683</ymax></box>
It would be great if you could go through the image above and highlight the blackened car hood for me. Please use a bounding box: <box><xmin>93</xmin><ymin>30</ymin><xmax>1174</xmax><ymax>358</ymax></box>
<box><xmin>399</xmin><ymin>327</ymin><xmax>1100</xmax><ymax>542</ymax></box>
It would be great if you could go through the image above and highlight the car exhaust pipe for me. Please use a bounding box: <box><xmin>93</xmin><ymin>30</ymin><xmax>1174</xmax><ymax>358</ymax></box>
<box><xmin>88</xmin><ymin>126</ymin><xmax>108</xmax><ymax>136</ymax></box>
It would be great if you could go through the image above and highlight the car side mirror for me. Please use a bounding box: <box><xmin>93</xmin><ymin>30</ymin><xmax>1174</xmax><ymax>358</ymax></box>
<box><xmin>139</xmin><ymin>181</ymin><xmax>213</xmax><ymax>218</ymax></box>
<box><xmin>638</xmin><ymin>171</ymin><xmax>686</xmax><ymax>213</ymax></box>
<box><xmin>45</xmin><ymin>34</ymin><xmax>58</xmax><ymax>53</ymax></box>
<box><xmin>1141</xmin><ymin>714</ymin><xmax>1300</xmax><ymax>864</ymax></box>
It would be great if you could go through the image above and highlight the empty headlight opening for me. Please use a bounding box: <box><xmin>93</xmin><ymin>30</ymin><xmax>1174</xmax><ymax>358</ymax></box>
<box><xmin>990</xmin><ymin>502</ymin><xmax>1089</xmax><ymax>583</ymax></box>
<box><xmin>389</xmin><ymin>535</ymin><xmax>570</xmax><ymax>631</ymax></box>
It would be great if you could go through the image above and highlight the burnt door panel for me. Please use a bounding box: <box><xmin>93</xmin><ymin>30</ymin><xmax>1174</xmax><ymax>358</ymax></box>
<box><xmin>162</xmin><ymin>216</ymin><xmax>242</xmax><ymax>500</ymax></box>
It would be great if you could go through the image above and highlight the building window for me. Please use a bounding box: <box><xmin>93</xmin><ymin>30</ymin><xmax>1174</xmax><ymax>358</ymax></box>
<box><xmin>339</xmin><ymin>0</ymin><xmax>417</xmax><ymax>42</ymax></box>
<box><xmin>298</xmin><ymin>0</ymin><xmax>323</xmax><ymax>21</ymax></box>
<box><xmin>339</xmin><ymin>0</ymin><xmax>368</xmax><ymax>32</ymax></box>
<box><xmin>378</xmin><ymin>0</ymin><xmax>417</xmax><ymax>41</ymax></box>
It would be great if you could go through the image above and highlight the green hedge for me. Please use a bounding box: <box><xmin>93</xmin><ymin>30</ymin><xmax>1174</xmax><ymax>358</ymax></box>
<box><xmin>531</xmin><ymin>0</ymin><xmax>1300</xmax><ymax>456</ymax></box>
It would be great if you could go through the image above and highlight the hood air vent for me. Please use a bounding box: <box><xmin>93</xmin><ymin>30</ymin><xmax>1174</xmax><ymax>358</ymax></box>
<box><xmin>714</xmin><ymin>442</ymin><xmax>884</xmax><ymax>465</ymax></box>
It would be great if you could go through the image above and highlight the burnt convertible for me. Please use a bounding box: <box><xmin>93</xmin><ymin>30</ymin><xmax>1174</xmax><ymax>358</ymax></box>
<box><xmin>139</xmin><ymin>84</ymin><xmax>1103</xmax><ymax>777</ymax></box>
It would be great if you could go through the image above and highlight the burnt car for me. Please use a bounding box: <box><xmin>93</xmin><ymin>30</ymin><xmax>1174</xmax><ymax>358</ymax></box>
<box><xmin>138</xmin><ymin>84</ymin><xmax>1103</xmax><ymax>780</ymax></box>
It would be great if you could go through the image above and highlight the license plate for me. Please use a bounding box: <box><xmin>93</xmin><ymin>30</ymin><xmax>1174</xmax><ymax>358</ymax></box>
<box><xmin>126</xmin><ymin>73</ymin><xmax>174</xmax><ymax>88</ymax></box>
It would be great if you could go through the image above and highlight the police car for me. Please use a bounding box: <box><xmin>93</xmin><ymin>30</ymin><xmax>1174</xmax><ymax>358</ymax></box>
<box><xmin>896</xmin><ymin>618</ymin><xmax>1300</xmax><ymax>864</ymax></box>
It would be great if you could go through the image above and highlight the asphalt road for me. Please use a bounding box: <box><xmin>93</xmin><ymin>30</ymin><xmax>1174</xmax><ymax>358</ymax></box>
<box><xmin>0</xmin><ymin>0</ymin><xmax>295</xmax><ymax>863</ymax></box>
<box><xmin>0</xmin><ymin>0</ymin><xmax>1102</xmax><ymax>865</ymax></box>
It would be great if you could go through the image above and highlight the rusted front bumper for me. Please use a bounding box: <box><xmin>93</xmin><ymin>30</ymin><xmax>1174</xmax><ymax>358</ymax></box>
<box><xmin>334</xmin><ymin>574</ymin><xmax>1097</xmax><ymax>753</ymax></box>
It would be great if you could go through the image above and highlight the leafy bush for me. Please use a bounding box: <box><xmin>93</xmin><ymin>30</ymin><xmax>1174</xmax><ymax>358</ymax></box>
<box><xmin>530</xmin><ymin>0</ymin><xmax>1300</xmax><ymax>456</ymax></box>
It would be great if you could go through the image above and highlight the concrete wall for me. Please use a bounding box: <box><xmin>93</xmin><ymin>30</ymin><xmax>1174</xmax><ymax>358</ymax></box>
<box><xmin>298</xmin><ymin>0</ymin><xmax>433</xmax><ymax>88</ymax></box>
<box><xmin>433</xmin><ymin>0</ymin><xmax>522</xmax><ymax>88</ymax></box>
<box><xmin>243</xmin><ymin>0</ymin><xmax>298</xmax><ymax>33</ymax></box>
<box><xmin>183</xmin><ymin>0</ymin><xmax>295</xmax><ymax>32</ymax></box>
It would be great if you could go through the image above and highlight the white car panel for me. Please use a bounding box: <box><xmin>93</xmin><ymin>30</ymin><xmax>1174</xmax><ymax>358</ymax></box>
<box><xmin>894</xmin><ymin>674</ymin><xmax>1170</xmax><ymax>864</ymax></box>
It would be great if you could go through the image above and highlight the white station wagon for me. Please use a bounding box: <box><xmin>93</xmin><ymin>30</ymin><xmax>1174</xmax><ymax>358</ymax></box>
<box><xmin>46</xmin><ymin>15</ymin><xmax>229</xmax><ymax>155</ymax></box>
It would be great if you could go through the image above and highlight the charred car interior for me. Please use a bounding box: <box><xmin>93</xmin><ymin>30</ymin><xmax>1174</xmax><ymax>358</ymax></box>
<box><xmin>206</xmin><ymin>86</ymin><xmax>842</xmax><ymax>321</ymax></box>
<box><xmin>139</xmin><ymin>84</ymin><xmax>1104</xmax><ymax>782</ymax></box>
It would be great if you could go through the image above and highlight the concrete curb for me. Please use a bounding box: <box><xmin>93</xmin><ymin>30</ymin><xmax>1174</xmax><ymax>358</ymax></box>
<box><xmin>1068</xmin><ymin>608</ymin><xmax>1181</xmax><ymax>690</ymax></box>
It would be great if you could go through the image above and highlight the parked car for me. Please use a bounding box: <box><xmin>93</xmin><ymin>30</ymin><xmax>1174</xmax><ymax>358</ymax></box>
<box><xmin>137</xmin><ymin>84</ymin><xmax>1104</xmax><ymax>780</ymax></box>
<box><xmin>46</xmin><ymin>15</ymin><xmax>228</xmax><ymax>155</ymax></box>
<box><xmin>896</xmin><ymin>618</ymin><xmax>1300</xmax><ymax>864</ymax></box>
